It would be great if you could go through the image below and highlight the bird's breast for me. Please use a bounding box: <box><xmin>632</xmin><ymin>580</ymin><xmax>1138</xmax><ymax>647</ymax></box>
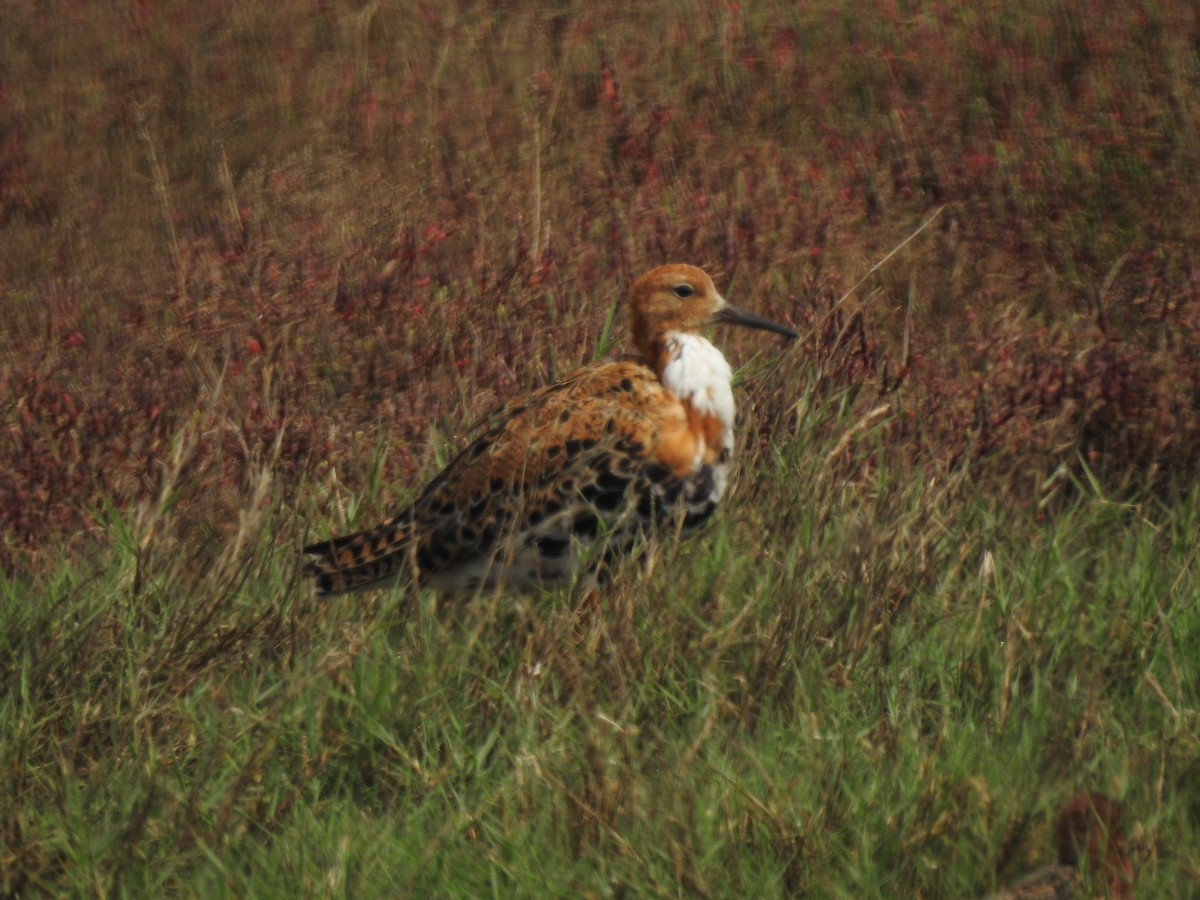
<box><xmin>656</xmin><ymin>332</ymin><xmax>736</xmax><ymax>474</ymax></box>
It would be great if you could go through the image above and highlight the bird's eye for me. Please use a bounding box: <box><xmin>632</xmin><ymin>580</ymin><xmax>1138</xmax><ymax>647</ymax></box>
<box><xmin>672</xmin><ymin>284</ymin><xmax>695</xmax><ymax>299</ymax></box>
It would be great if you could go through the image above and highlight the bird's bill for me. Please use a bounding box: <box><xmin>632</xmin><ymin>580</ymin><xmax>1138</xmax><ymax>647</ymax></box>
<box><xmin>714</xmin><ymin>302</ymin><xmax>799</xmax><ymax>339</ymax></box>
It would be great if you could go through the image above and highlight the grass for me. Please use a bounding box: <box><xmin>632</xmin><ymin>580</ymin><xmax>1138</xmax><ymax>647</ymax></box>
<box><xmin>4</xmin><ymin>393</ymin><xmax>1197</xmax><ymax>895</ymax></box>
<box><xmin>3</xmin><ymin>0</ymin><xmax>1200</xmax><ymax>895</ymax></box>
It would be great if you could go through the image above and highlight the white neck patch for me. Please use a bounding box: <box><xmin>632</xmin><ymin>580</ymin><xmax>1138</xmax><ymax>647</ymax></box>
<box><xmin>660</xmin><ymin>332</ymin><xmax>736</xmax><ymax>451</ymax></box>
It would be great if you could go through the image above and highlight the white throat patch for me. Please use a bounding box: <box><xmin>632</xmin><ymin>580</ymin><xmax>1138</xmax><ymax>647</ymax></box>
<box><xmin>661</xmin><ymin>332</ymin><xmax>736</xmax><ymax>446</ymax></box>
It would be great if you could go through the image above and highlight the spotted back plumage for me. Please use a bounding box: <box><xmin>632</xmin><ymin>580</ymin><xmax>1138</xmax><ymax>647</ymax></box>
<box><xmin>304</xmin><ymin>264</ymin><xmax>797</xmax><ymax>596</ymax></box>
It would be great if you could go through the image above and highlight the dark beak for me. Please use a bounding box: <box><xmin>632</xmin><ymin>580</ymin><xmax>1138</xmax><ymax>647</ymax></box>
<box><xmin>714</xmin><ymin>302</ymin><xmax>798</xmax><ymax>340</ymax></box>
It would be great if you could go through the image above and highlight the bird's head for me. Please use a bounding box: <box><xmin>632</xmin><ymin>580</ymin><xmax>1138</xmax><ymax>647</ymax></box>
<box><xmin>628</xmin><ymin>264</ymin><xmax>797</xmax><ymax>360</ymax></box>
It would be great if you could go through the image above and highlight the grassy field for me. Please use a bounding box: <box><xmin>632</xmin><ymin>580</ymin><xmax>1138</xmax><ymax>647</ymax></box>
<box><xmin>3</xmin><ymin>0</ymin><xmax>1199</xmax><ymax>895</ymax></box>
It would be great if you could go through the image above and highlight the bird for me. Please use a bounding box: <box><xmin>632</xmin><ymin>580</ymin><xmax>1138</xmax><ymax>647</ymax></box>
<box><xmin>987</xmin><ymin>792</ymin><xmax>1133</xmax><ymax>899</ymax></box>
<box><xmin>303</xmin><ymin>264</ymin><xmax>797</xmax><ymax>597</ymax></box>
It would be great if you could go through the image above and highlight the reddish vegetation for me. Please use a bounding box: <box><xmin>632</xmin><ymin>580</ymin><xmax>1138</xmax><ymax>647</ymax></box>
<box><xmin>3</xmin><ymin>2</ymin><xmax>1200</xmax><ymax>575</ymax></box>
<box><xmin>992</xmin><ymin>793</ymin><xmax>1134</xmax><ymax>899</ymax></box>
<box><xmin>1056</xmin><ymin>793</ymin><xmax>1134</xmax><ymax>898</ymax></box>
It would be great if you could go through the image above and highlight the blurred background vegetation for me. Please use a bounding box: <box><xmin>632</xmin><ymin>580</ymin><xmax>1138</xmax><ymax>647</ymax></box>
<box><xmin>6</xmin><ymin>0</ymin><xmax>1200</xmax><ymax>573</ymax></box>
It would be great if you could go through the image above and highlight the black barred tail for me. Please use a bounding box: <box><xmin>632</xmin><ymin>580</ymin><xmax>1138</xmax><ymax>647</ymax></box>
<box><xmin>302</xmin><ymin>516</ymin><xmax>414</xmax><ymax>596</ymax></box>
